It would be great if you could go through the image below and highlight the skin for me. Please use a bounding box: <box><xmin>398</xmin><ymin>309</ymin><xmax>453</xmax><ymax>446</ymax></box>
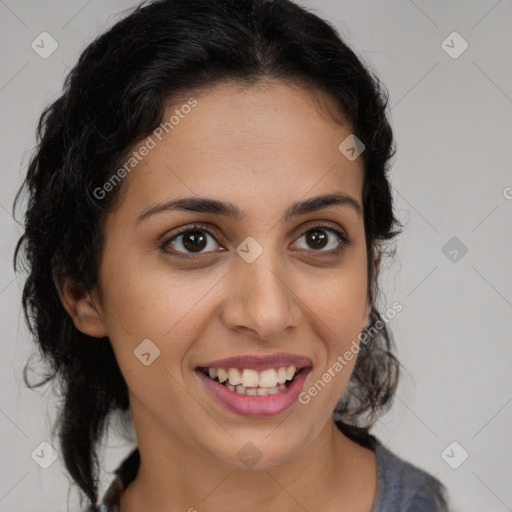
<box><xmin>57</xmin><ymin>78</ymin><xmax>379</xmax><ymax>512</ymax></box>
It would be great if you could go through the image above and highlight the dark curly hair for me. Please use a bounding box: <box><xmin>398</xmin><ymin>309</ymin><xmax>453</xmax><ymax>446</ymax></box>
<box><xmin>14</xmin><ymin>0</ymin><xmax>408</xmax><ymax>508</ymax></box>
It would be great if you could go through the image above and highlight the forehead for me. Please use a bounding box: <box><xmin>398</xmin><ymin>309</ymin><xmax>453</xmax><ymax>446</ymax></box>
<box><xmin>115</xmin><ymin>79</ymin><xmax>364</xmax><ymax>218</ymax></box>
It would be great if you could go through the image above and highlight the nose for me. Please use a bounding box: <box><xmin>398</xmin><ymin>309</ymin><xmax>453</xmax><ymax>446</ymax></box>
<box><xmin>221</xmin><ymin>250</ymin><xmax>300</xmax><ymax>340</ymax></box>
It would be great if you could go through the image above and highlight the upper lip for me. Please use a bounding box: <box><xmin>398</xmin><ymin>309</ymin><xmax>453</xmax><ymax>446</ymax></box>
<box><xmin>197</xmin><ymin>352</ymin><xmax>313</xmax><ymax>371</ymax></box>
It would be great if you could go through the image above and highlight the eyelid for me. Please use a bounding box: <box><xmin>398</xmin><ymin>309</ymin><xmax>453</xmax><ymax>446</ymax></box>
<box><xmin>296</xmin><ymin>220</ymin><xmax>350</xmax><ymax>243</ymax></box>
<box><xmin>158</xmin><ymin>222</ymin><xmax>223</xmax><ymax>258</ymax></box>
<box><xmin>159</xmin><ymin>220</ymin><xmax>351</xmax><ymax>258</ymax></box>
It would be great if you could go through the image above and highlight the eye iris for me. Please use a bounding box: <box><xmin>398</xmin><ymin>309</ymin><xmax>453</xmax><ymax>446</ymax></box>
<box><xmin>307</xmin><ymin>229</ymin><xmax>328</xmax><ymax>250</ymax></box>
<box><xmin>183</xmin><ymin>230</ymin><xmax>207</xmax><ymax>252</ymax></box>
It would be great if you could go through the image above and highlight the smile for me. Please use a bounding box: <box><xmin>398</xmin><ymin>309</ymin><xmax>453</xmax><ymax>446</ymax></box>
<box><xmin>195</xmin><ymin>353</ymin><xmax>313</xmax><ymax>417</ymax></box>
<box><xmin>199</xmin><ymin>364</ymin><xmax>303</xmax><ymax>395</ymax></box>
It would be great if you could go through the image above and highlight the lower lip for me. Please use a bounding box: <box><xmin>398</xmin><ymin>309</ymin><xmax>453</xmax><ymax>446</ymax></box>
<box><xmin>196</xmin><ymin>368</ymin><xmax>312</xmax><ymax>417</ymax></box>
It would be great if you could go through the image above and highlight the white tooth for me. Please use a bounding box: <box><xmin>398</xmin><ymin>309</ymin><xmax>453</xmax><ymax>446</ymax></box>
<box><xmin>208</xmin><ymin>368</ymin><xmax>218</xmax><ymax>379</ymax></box>
<box><xmin>217</xmin><ymin>368</ymin><xmax>228</xmax><ymax>383</ymax></box>
<box><xmin>228</xmin><ymin>368</ymin><xmax>242</xmax><ymax>386</ymax></box>
<box><xmin>285</xmin><ymin>364</ymin><xmax>296</xmax><ymax>380</ymax></box>
<box><xmin>267</xmin><ymin>386</ymin><xmax>280</xmax><ymax>395</ymax></box>
<box><xmin>279</xmin><ymin>384</ymin><xmax>286</xmax><ymax>391</ymax></box>
<box><xmin>226</xmin><ymin>383</ymin><xmax>235</xmax><ymax>391</ymax></box>
<box><xmin>259</xmin><ymin>368</ymin><xmax>278</xmax><ymax>388</ymax></box>
<box><xmin>241</xmin><ymin>369</ymin><xmax>259</xmax><ymax>387</ymax></box>
<box><xmin>257</xmin><ymin>388</ymin><xmax>269</xmax><ymax>396</ymax></box>
<box><xmin>235</xmin><ymin>384</ymin><xmax>246</xmax><ymax>395</ymax></box>
<box><xmin>276</xmin><ymin>367</ymin><xmax>287</xmax><ymax>384</ymax></box>
<box><xmin>245</xmin><ymin>388</ymin><xmax>258</xmax><ymax>396</ymax></box>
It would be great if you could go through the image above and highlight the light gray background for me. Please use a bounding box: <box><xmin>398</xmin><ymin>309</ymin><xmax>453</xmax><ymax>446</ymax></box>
<box><xmin>1</xmin><ymin>1</ymin><xmax>511</xmax><ymax>511</ymax></box>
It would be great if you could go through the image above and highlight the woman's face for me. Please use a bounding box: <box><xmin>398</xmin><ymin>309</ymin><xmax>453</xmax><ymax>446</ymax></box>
<box><xmin>95</xmin><ymin>79</ymin><xmax>371</xmax><ymax>468</ymax></box>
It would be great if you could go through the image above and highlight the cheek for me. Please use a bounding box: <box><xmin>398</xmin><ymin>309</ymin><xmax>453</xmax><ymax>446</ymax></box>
<box><xmin>302</xmin><ymin>263</ymin><xmax>368</xmax><ymax>347</ymax></box>
<box><xmin>296</xmin><ymin>275</ymin><xmax>366</xmax><ymax>422</ymax></box>
<box><xmin>98</xmin><ymin>267</ymin><xmax>218</xmax><ymax>416</ymax></box>
<box><xmin>99</xmin><ymin>253</ymin><xmax>222</xmax><ymax>368</ymax></box>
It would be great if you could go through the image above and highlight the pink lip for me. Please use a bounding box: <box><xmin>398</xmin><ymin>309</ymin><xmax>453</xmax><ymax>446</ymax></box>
<box><xmin>195</xmin><ymin>366</ymin><xmax>312</xmax><ymax>417</ymax></box>
<box><xmin>197</xmin><ymin>352</ymin><xmax>313</xmax><ymax>371</ymax></box>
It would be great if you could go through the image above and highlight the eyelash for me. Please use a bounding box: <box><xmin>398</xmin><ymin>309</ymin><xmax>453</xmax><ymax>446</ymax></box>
<box><xmin>159</xmin><ymin>222</ymin><xmax>352</xmax><ymax>260</ymax></box>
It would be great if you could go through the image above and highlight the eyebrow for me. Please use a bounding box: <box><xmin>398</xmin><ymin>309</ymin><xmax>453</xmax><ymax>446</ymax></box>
<box><xmin>137</xmin><ymin>192</ymin><xmax>362</xmax><ymax>224</ymax></box>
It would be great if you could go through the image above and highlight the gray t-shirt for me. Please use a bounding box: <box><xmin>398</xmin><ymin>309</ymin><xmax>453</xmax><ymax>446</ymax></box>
<box><xmin>371</xmin><ymin>440</ymin><xmax>449</xmax><ymax>511</ymax></box>
<box><xmin>85</xmin><ymin>436</ymin><xmax>449</xmax><ymax>511</ymax></box>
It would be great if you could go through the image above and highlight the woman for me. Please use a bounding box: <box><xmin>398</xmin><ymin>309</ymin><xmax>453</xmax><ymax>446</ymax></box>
<box><xmin>14</xmin><ymin>0</ymin><xmax>450</xmax><ymax>510</ymax></box>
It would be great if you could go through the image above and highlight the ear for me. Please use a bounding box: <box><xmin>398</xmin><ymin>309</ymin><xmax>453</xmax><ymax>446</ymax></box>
<box><xmin>54</xmin><ymin>276</ymin><xmax>108</xmax><ymax>338</ymax></box>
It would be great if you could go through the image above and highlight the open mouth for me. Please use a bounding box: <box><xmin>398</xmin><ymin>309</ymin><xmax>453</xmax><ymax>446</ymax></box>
<box><xmin>197</xmin><ymin>365</ymin><xmax>307</xmax><ymax>396</ymax></box>
<box><xmin>195</xmin><ymin>360</ymin><xmax>313</xmax><ymax>417</ymax></box>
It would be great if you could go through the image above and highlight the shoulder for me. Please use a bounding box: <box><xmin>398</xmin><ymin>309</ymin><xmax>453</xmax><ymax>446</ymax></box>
<box><xmin>372</xmin><ymin>441</ymin><xmax>450</xmax><ymax>512</ymax></box>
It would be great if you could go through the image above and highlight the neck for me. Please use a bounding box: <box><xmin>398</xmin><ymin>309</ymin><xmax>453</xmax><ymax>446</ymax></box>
<box><xmin>120</xmin><ymin>401</ymin><xmax>377</xmax><ymax>512</ymax></box>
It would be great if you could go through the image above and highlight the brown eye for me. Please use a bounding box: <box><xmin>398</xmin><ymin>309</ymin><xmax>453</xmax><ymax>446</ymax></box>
<box><xmin>306</xmin><ymin>229</ymin><xmax>328</xmax><ymax>250</ymax></box>
<box><xmin>179</xmin><ymin>230</ymin><xmax>208</xmax><ymax>252</ymax></box>
<box><xmin>161</xmin><ymin>224</ymin><xmax>221</xmax><ymax>258</ymax></box>
<box><xmin>293</xmin><ymin>226</ymin><xmax>349</xmax><ymax>253</ymax></box>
